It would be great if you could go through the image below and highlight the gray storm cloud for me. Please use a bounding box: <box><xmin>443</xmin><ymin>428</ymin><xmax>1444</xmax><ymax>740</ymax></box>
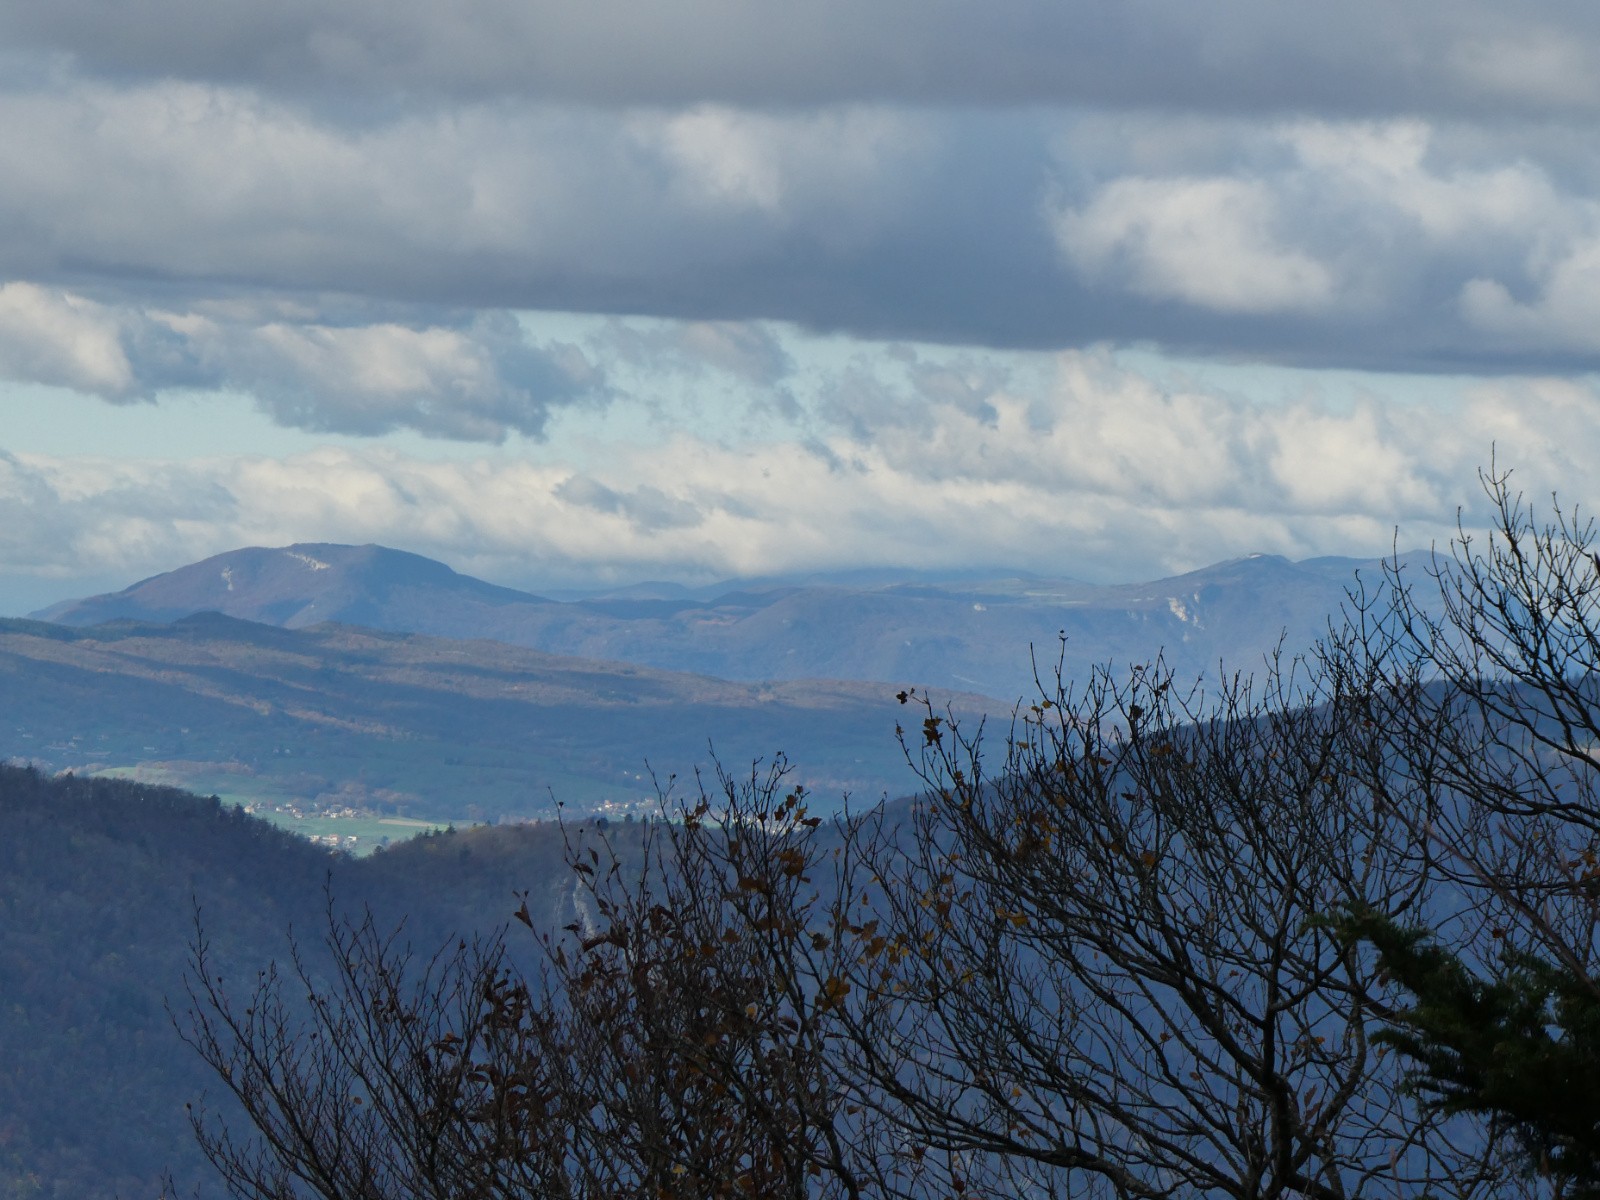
<box><xmin>5</xmin><ymin>1</ymin><xmax>1600</xmax><ymax>117</ymax></box>
<box><xmin>0</xmin><ymin>0</ymin><xmax>1598</xmax><ymax>441</ymax></box>
<box><xmin>3</xmin><ymin>87</ymin><xmax>1600</xmax><ymax>370</ymax></box>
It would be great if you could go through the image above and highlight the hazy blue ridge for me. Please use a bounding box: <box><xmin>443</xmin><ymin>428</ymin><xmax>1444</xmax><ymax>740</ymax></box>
<box><xmin>31</xmin><ymin>543</ymin><xmax>1431</xmax><ymax>702</ymax></box>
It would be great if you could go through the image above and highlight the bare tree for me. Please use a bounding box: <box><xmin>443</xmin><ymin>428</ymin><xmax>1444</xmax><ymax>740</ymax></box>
<box><xmin>536</xmin><ymin>758</ymin><xmax>911</xmax><ymax>1200</ymax></box>
<box><xmin>1325</xmin><ymin>466</ymin><xmax>1600</xmax><ymax>1194</ymax></box>
<box><xmin>178</xmin><ymin>759</ymin><xmax>910</xmax><ymax>1200</ymax></box>
<box><xmin>826</xmin><ymin>652</ymin><xmax>1505</xmax><ymax>1200</ymax></box>
<box><xmin>181</xmin><ymin>668</ymin><xmax>1512</xmax><ymax>1200</ymax></box>
<box><xmin>180</xmin><ymin>907</ymin><xmax>579</xmax><ymax>1200</ymax></box>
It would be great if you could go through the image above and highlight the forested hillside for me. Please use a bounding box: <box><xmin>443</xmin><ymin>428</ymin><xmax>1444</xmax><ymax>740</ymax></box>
<box><xmin>0</xmin><ymin>768</ymin><xmax>323</xmax><ymax>1197</ymax></box>
<box><xmin>0</xmin><ymin>765</ymin><xmax>635</xmax><ymax>1199</ymax></box>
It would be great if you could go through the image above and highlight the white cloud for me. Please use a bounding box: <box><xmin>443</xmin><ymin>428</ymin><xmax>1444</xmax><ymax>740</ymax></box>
<box><xmin>656</xmin><ymin>107</ymin><xmax>789</xmax><ymax>214</ymax></box>
<box><xmin>231</xmin><ymin>314</ymin><xmax>595</xmax><ymax>440</ymax></box>
<box><xmin>1055</xmin><ymin>176</ymin><xmax>1335</xmax><ymax>314</ymax></box>
<box><xmin>1265</xmin><ymin>402</ymin><xmax>1425</xmax><ymax>513</ymax></box>
<box><xmin>0</xmin><ymin>283</ymin><xmax>134</xmax><ymax>395</ymax></box>
<box><xmin>0</xmin><ymin>282</ymin><xmax>600</xmax><ymax>440</ymax></box>
<box><xmin>1282</xmin><ymin>120</ymin><xmax>1558</xmax><ymax>241</ymax></box>
<box><xmin>850</xmin><ymin>349</ymin><xmax>1460</xmax><ymax>528</ymax></box>
<box><xmin>1040</xmin><ymin>114</ymin><xmax>1600</xmax><ymax>352</ymax></box>
<box><xmin>645</xmin><ymin>105</ymin><xmax>920</xmax><ymax>241</ymax></box>
<box><xmin>4</xmin><ymin>3</ymin><xmax>1600</xmax><ymax>374</ymax></box>
<box><xmin>0</xmin><ymin>80</ymin><xmax>956</xmax><ymax>336</ymax></box>
<box><xmin>7</xmin><ymin>352</ymin><xmax>1600</xmax><ymax>606</ymax></box>
<box><xmin>1460</xmin><ymin>238</ymin><xmax>1600</xmax><ymax>352</ymax></box>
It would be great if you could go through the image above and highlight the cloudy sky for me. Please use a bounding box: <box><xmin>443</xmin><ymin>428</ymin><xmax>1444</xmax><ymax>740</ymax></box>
<box><xmin>6</xmin><ymin>1</ymin><xmax>1600</xmax><ymax>610</ymax></box>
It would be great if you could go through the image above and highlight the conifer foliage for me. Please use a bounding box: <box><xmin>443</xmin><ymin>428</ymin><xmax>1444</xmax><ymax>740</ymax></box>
<box><xmin>1336</xmin><ymin>908</ymin><xmax>1600</xmax><ymax>1191</ymax></box>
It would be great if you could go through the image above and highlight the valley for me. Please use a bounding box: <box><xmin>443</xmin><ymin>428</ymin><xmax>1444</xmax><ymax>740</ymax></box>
<box><xmin>0</xmin><ymin>611</ymin><xmax>976</xmax><ymax>837</ymax></box>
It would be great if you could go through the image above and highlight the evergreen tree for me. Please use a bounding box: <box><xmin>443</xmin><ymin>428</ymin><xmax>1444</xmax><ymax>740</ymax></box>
<box><xmin>1336</xmin><ymin>906</ymin><xmax>1600</xmax><ymax>1194</ymax></box>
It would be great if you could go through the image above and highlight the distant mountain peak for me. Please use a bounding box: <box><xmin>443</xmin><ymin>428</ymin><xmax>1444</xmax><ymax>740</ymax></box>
<box><xmin>32</xmin><ymin>542</ymin><xmax>552</xmax><ymax>631</ymax></box>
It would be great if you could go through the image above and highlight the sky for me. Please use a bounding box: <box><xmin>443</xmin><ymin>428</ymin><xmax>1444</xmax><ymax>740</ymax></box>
<box><xmin>7</xmin><ymin>2</ymin><xmax>1600</xmax><ymax>611</ymax></box>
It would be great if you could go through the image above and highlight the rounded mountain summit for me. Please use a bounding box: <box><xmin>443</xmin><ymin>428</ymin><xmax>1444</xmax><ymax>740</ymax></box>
<box><xmin>33</xmin><ymin>544</ymin><xmax>553</xmax><ymax>633</ymax></box>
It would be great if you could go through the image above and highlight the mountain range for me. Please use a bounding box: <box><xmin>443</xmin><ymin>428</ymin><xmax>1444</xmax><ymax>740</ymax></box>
<box><xmin>34</xmin><ymin>542</ymin><xmax>1421</xmax><ymax>701</ymax></box>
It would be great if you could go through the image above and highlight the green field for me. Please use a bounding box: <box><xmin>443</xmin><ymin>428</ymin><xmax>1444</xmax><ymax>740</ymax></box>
<box><xmin>93</xmin><ymin>765</ymin><xmax>455</xmax><ymax>854</ymax></box>
<box><xmin>244</xmin><ymin>808</ymin><xmax>454</xmax><ymax>855</ymax></box>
